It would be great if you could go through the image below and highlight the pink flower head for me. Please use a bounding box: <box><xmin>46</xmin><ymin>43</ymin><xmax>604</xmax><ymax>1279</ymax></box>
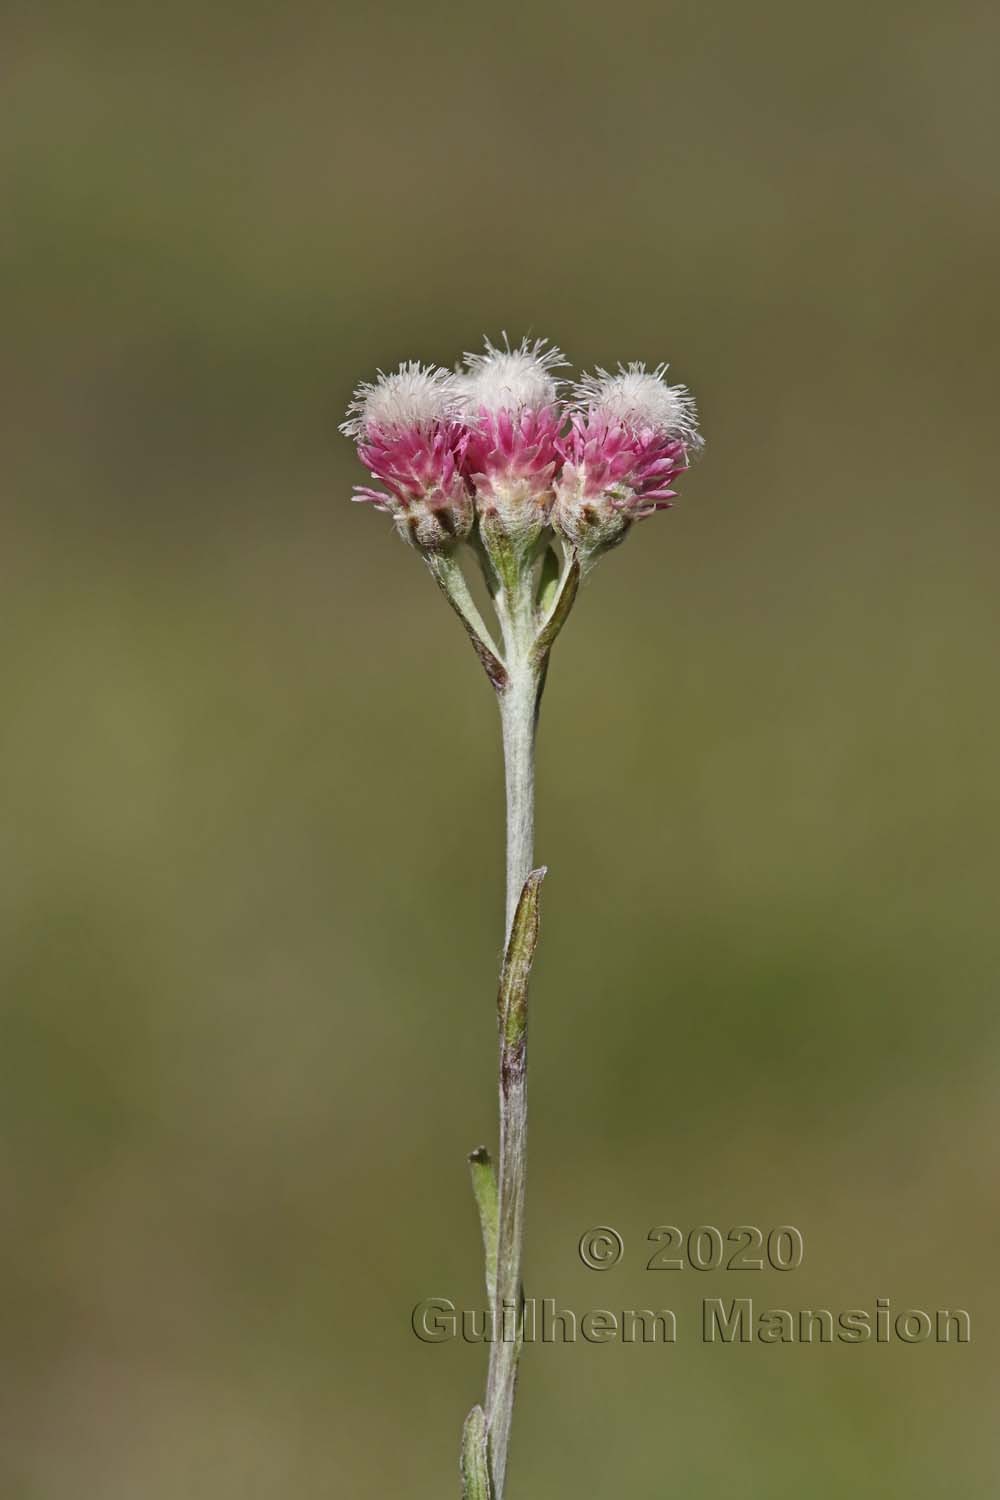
<box><xmin>455</xmin><ymin>337</ymin><xmax>567</xmax><ymax>548</ymax></box>
<box><xmin>554</xmin><ymin>363</ymin><xmax>702</xmax><ymax>558</ymax></box>
<box><xmin>341</xmin><ymin>362</ymin><xmax>474</xmax><ymax>552</ymax></box>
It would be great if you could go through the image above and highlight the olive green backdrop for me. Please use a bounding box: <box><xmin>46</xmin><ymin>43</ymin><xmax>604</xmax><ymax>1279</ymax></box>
<box><xmin>4</xmin><ymin>1</ymin><xmax>998</xmax><ymax>1495</ymax></box>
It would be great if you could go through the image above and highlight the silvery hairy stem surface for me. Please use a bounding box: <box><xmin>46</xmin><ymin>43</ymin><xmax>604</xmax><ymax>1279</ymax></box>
<box><xmin>485</xmin><ymin>565</ymin><xmax>542</xmax><ymax>1497</ymax></box>
<box><xmin>498</xmin><ymin>585</ymin><xmax>540</xmax><ymax>939</ymax></box>
<box><xmin>453</xmin><ymin>533</ymin><xmax>579</xmax><ymax>1500</ymax></box>
<box><xmin>341</xmin><ymin>335</ymin><xmax>702</xmax><ymax>1500</ymax></box>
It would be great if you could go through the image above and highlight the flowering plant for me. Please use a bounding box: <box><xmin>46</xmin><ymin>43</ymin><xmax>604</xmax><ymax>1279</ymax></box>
<box><xmin>342</xmin><ymin>336</ymin><xmax>701</xmax><ymax>1497</ymax></box>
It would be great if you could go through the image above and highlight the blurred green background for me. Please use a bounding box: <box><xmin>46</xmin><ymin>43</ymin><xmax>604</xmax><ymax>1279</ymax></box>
<box><xmin>3</xmin><ymin>0</ymin><xmax>999</xmax><ymax>1495</ymax></box>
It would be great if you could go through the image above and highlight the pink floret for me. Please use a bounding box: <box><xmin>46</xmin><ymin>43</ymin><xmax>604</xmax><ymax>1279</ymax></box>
<box><xmin>461</xmin><ymin>404</ymin><xmax>563</xmax><ymax>500</ymax></box>
<box><xmin>556</xmin><ymin>414</ymin><xmax>689</xmax><ymax>520</ymax></box>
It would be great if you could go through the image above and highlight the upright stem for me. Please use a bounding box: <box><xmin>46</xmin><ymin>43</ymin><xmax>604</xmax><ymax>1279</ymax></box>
<box><xmin>500</xmin><ymin>661</ymin><xmax>538</xmax><ymax>940</ymax></box>
<box><xmin>485</xmin><ymin>574</ymin><xmax>541</xmax><ymax>1498</ymax></box>
<box><xmin>455</xmin><ymin>545</ymin><xmax>578</xmax><ymax>1500</ymax></box>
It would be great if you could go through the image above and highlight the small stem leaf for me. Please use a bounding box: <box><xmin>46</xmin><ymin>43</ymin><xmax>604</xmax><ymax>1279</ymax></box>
<box><xmin>460</xmin><ymin>1405</ymin><xmax>494</xmax><ymax>1500</ymax></box>
<box><xmin>497</xmin><ymin>867</ymin><xmax>547</xmax><ymax>1049</ymax></box>
<box><xmin>468</xmin><ymin>1146</ymin><xmax>499</xmax><ymax>1308</ymax></box>
<box><xmin>532</xmin><ymin>554</ymin><xmax>581</xmax><ymax>667</ymax></box>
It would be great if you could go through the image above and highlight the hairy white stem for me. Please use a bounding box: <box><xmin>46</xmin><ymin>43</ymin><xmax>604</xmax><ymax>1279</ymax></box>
<box><xmin>499</xmin><ymin>663</ymin><xmax>538</xmax><ymax>941</ymax></box>
<box><xmin>461</xmin><ymin>548</ymin><xmax>578</xmax><ymax>1500</ymax></box>
<box><xmin>484</xmin><ymin>567</ymin><xmax>541</xmax><ymax>1498</ymax></box>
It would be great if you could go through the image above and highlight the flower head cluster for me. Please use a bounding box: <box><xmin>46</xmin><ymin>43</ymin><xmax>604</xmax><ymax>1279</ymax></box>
<box><xmin>342</xmin><ymin>339</ymin><xmax>701</xmax><ymax>566</ymax></box>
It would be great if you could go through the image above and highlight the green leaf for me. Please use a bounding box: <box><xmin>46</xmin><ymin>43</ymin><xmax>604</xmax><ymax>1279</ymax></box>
<box><xmin>460</xmin><ymin>1405</ymin><xmax>493</xmax><ymax>1500</ymax></box>
<box><xmin>497</xmin><ymin>867</ymin><xmax>546</xmax><ymax>1050</ymax></box>
<box><xmin>468</xmin><ymin>1146</ymin><xmax>499</xmax><ymax>1308</ymax></box>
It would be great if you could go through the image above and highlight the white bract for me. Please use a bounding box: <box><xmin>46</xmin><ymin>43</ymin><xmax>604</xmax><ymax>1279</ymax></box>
<box><xmin>456</xmin><ymin>336</ymin><xmax>566</xmax><ymax>415</ymax></box>
<box><xmin>341</xmin><ymin>361</ymin><xmax>458</xmax><ymax>438</ymax></box>
<box><xmin>573</xmin><ymin>362</ymin><xmax>701</xmax><ymax>443</ymax></box>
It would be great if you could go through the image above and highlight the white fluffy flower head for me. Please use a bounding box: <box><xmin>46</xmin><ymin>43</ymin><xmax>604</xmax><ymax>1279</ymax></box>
<box><xmin>573</xmin><ymin>362</ymin><xmax>701</xmax><ymax>445</ymax></box>
<box><xmin>341</xmin><ymin>361</ymin><xmax>458</xmax><ymax>438</ymax></box>
<box><xmin>456</xmin><ymin>335</ymin><xmax>566</xmax><ymax>415</ymax></box>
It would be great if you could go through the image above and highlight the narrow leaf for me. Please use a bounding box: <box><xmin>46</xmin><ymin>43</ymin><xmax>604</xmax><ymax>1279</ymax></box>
<box><xmin>497</xmin><ymin>867</ymin><xmax>547</xmax><ymax>1049</ymax></box>
<box><xmin>468</xmin><ymin>1146</ymin><xmax>499</xmax><ymax>1308</ymax></box>
<box><xmin>460</xmin><ymin>1405</ymin><xmax>493</xmax><ymax>1500</ymax></box>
